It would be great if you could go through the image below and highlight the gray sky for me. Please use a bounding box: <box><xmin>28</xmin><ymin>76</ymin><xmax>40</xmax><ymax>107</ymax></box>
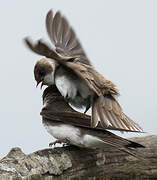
<box><xmin>0</xmin><ymin>0</ymin><xmax>157</xmax><ymax>157</ymax></box>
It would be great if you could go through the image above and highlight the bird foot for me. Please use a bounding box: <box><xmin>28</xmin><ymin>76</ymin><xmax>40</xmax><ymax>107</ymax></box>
<box><xmin>49</xmin><ymin>139</ymin><xmax>70</xmax><ymax>147</ymax></box>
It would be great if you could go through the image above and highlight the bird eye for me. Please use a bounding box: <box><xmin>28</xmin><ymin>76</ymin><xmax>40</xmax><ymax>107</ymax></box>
<box><xmin>39</xmin><ymin>71</ymin><xmax>45</xmax><ymax>76</ymax></box>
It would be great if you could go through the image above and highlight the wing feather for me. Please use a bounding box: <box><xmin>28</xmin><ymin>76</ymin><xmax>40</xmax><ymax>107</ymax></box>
<box><xmin>46</xmin><ymin>10</ymin><xmax>53</xmax><ymax>43</ymax></box>
<box><xmin>97</xmin><ymin>96</ymin><xmax>111</xmax><ymax>128</ymax></box>
<box><xmin>46</xmin><ymin>10</ymin><xmax>91</xmax><ymax>65</ymax></box>
<box><xmin>93</xmin><ymin>95</ymin><xmax>143</xmax><ymax>132</ymax></box>
<box><xmin>42</xmin><ymin>86</ymin><xmax>144</xmax><ymax>158</ymax></box>
<box><xmin>106</xmin><ymin>111</ymin><xmax>120</xmax><ymax>128</ymax></box>
<box><xmin>91</xmin><ymin>99</ymin><xmax>99</xmax><ymax>128</ymax></box>
<box><xmin>24</xmin><ymin>38</ymin><xmax>143</xmax><ymax>132</ymax></box>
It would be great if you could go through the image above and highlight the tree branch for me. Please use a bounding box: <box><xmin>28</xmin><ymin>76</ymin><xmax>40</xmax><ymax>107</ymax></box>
<box><xmin>0</xmin><ymin>135</ymin><xmax>157</xmax><ymax>180</ymax></box>
<box><xmin>1</xmin><ymin>86</ymin><xmax>156</xmax><ymax>179</ymax></box>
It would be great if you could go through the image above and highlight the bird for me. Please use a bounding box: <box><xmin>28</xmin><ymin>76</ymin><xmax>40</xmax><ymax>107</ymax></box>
<box><xmin>41</xmin><ymin>85</ymin><xmax>145</xmax><ymax>158</ymax></box>
<box><xmin>24</xmin><ymin>9</ymin><xmax>143</xmax><ymax>132</ymax></box>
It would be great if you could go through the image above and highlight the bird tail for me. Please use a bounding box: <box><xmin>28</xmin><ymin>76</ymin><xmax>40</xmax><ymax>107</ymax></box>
<box><xmin>100</xmin><ymin>135</ymin><xmax>145</xmax><ymax>160</ymax></box>
<box><xmin>91</xmin><ymin>95</ymin><xmax>143</xmax><ymax>132</ymax></box>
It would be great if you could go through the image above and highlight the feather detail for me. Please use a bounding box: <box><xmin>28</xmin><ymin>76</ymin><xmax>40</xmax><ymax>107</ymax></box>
<box><xmin>93</xmin><ymin>95</ymin><xmax>143</xmax><ymax>132</ymax></box>
<box><xmin>91</xmin><ymin>98</ymin><xmax>99</xmax><ymax>128</ymax></box>
<box><xmin>45</xmin><ymin>9</ymin><xmax>91</xmax><ymax>65</ymax></box>
<box><xmin>25</xmin><ymin>9</ymin><xmax>144</xmax><ymax>133</ymax></box>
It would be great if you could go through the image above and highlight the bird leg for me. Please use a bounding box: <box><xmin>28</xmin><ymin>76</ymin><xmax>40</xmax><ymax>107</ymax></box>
<box><xmin>84</xmin><ymin>103</ymin><xmax>90</xmax><ymax>114</ymax></box>
<box><xmin>84</xmin><ymin>96</ymin><xmax>92</xmax><ymax>114</ymax></box>
<box><xmin>49</xmin><ymin>139</ymin><xmax>70</xmax><ymax>147</ymax></box>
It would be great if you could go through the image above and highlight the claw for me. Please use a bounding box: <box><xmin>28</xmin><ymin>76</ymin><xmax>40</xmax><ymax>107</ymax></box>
<box><xmin>49</xmin><ymin>139</ymin><xmax>70</xmax><ymax>147</ymax></box>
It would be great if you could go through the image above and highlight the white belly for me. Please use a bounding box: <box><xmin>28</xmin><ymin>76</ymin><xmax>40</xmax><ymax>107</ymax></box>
<box><xmin>55</xmin><ymin>69</ymin><xmax>93</xmax><ymax>109</ymax></box>
<box><xmin>44</xmin><ymin>123</ymin><xmax>83</xmax><ymax>147</ymax></box>
<box><xmin>55</xmin><ymin>74</ymin><xmax>77</xmax><ymax>99</ymax></box>
<box><xmin>43</xmin><ymin>123</ymin><xmax>104</xmax><ymax>148</ymax></box>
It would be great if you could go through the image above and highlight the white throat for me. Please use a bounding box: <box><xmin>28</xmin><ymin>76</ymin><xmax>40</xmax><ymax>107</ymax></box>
<box><xmin>43</xmin><ymin>58</ymin><xmax>56</xmax><ymax>85</ymax></box>
<box><xmin>44</xmin><ymin>71</ymin><xmax>55</xmax><ymax>85</ymax></box>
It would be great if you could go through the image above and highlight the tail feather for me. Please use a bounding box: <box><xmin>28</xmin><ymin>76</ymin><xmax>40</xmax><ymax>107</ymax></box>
<box><xmin>126</xmin><ymin>140</ymin><xmax>145</xmax><ymax>148</ymax></box>
<box><xmin>118</xmin><ymin>147</ymin><xmax>145</xmax><ymax>160</ymax></box>
<box><xmin>100</xmin><ymin>137</ymin><xmax>145</xmax><ymax>159</ymax></box>
<box><xmin>91</xmin><ymin>98</ymin><xmax>100</xmax><ymax>128</ymax></box>
<box><xmin>92</xmin><ymin>95</ymin><xmax>143</xmax><ymax>132</ymax></box>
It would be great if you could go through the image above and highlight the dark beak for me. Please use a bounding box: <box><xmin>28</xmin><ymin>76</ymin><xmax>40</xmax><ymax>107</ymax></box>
<box><xmin>36</xmin><ymin>82</ymin><xmax>40</xmax><ymax>88</ymax></box>
<box><xmin>36</xmin><ymin>80</ymin><xmax>42</xmax><ymax>88</ymax></box>
<box><xmin>36</xmin><ymin>80</ymin><xmax>44</xmax><ymax>89</ymax></box>
<box><xmin>40</xmin><ymin>82</ymin><xmax>44</xmax><ymax>89</ymax></box>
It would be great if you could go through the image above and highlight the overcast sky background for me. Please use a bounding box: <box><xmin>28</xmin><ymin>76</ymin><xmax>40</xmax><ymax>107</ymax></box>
<box><xmin>0</xmin><ymin>0</ymin><xmax>157</xmax><ymax>158</ymax></box>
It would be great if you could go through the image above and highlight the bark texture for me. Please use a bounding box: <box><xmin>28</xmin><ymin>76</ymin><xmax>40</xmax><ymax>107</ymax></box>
<box><xmin>0</xmin><ymin>135</ymin><xmax>157</xmax><ymax>180</ymax></box>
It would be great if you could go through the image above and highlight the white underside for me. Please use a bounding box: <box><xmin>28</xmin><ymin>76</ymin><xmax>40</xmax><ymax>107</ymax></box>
<box><xmin>55</xmin><ymin>71</ymin><xmax>92</xmax><ymax>100</ymax></box>
<box><xmin>44</xmin><ymin>123</ymin><xmax>103</xmax><ymax>148</ymax></box>
<box><xmin>55</xmin><ymin>75</ymin><xmax>77</xmax><ymax>99</ymax></box>
<box><xmin>43</xmin><ymin>62</ymin><xmax>93</xmax><ymax>109</ymax></box>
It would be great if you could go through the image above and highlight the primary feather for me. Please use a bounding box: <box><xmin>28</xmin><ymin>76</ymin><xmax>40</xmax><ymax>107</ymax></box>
<box><xmin>46</xmin><ymin>10</ymin><xmax>91</xmax><ymax>65</ymax></box>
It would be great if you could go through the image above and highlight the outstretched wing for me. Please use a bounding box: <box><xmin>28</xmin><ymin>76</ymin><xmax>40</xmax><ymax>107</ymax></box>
<box><xmin>91</xmin><ymin>95</ymin><xmax>143</xmax><ymax>132</ymax></box>
<box><xmin>24</xmin><ymin>38</ymin><xmax>119</xmax><ymax>97</ymax></box>
<box><xmin>46</xmin><ymin>10</ymin><xmax>91</xmax><ymax>65</ymax></box>
<box><xmin>24</xmin><ymin>39</ymin><xmax>144</xmax><ymax>132</ymax></box>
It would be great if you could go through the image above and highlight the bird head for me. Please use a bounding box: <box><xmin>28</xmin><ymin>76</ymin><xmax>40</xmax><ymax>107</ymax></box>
<box><xmin>34</xmin><ymin>58</ymin><xmax>57</xmax><ymax>89</ymax></box>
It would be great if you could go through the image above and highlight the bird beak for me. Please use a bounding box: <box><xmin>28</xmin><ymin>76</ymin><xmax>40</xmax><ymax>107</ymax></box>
<box><xmin>36</xmin><ymin>80</ymin><xmax>42</xmax><ymax>88</ymax></box>
<box><xmin>40</xmin><ymin>82</ymin><xmax>44</xmax><ymax>89</ymax></box>
<box><xmin>36</xmin><ymin>81</ymin><xmax>40</xmax><ymax>88</ymax></box>
<box><xmin>36</xmin><ymin>80</ymin><xmax>44</xmax><ymax>89</ymax></box>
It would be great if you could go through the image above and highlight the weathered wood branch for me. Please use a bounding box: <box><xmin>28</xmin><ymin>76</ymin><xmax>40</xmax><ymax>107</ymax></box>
<box><xmin>0</xmin><ymin>135</ymin><xmax>157</xmax><ymax>180</ymax></box>
<box><xmin>1</xmin><ymin>86</ymin><xmax>156</xmax><ymax>179</ymax></box>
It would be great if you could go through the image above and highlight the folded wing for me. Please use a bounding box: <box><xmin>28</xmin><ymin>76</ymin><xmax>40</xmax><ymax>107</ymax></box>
<box><xmin>41</xmin><ymin>86</ymin><xmax>145</xmax><ymax>158</ymax></box>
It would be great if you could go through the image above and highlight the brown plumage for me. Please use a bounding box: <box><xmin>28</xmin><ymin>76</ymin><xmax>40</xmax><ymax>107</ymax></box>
<box><xmin>41</xmin><ymin>85</ymin><xmax>145</xmax><ymax>158</ymax></box>
<box><xmin>24</xmin><ymin>9</ymin><xmax>143</xmax><ymax>132</ymax></box>
<box><xmin>46</xmin><ymin>10</ymin><xmax>91</xmax><ymax>65</ymax></box>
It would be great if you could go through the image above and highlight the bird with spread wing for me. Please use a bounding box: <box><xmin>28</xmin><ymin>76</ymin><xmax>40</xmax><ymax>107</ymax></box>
<box><xmin>24</xmin><ymin>9</ymin><xmax>143</xmax><ymax>132</ymax></box>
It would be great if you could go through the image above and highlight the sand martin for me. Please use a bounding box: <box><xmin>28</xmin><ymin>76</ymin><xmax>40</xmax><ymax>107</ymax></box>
<box><xmin>41</xmin><ymin>85</ymin><xmax>144</xmax><ymax>157</ymax></box>
<box><xmin>25</xmin><ymin>9</ymin><xmax>143</xmax><ymax>132</ymax></box>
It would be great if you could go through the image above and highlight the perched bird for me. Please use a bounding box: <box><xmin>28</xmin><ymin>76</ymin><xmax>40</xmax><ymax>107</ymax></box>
<box><xmin>25</xmin><ymin>9</ymin><xmax>143</xmax><ymax>132</ymax></box>
<box><xmin>41</xmin><ymin>85</ymin><xmax>145</xmax><ymax>157</ymax></box>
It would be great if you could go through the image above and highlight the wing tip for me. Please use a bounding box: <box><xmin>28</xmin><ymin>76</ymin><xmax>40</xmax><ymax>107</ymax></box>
<box><xmin>23</xmin><ymin>37</ymin><xmax>34</xmax><ymax>51</ymax></box>
<box><xmin>47</xmin><ymin>9</ymin><xmax>53</xmax><ymax>16</ymax></box>
<box><xmin>126</xmin><ymin>141</ymin><xmax>145</xmax><ymax>148</ymax></box>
